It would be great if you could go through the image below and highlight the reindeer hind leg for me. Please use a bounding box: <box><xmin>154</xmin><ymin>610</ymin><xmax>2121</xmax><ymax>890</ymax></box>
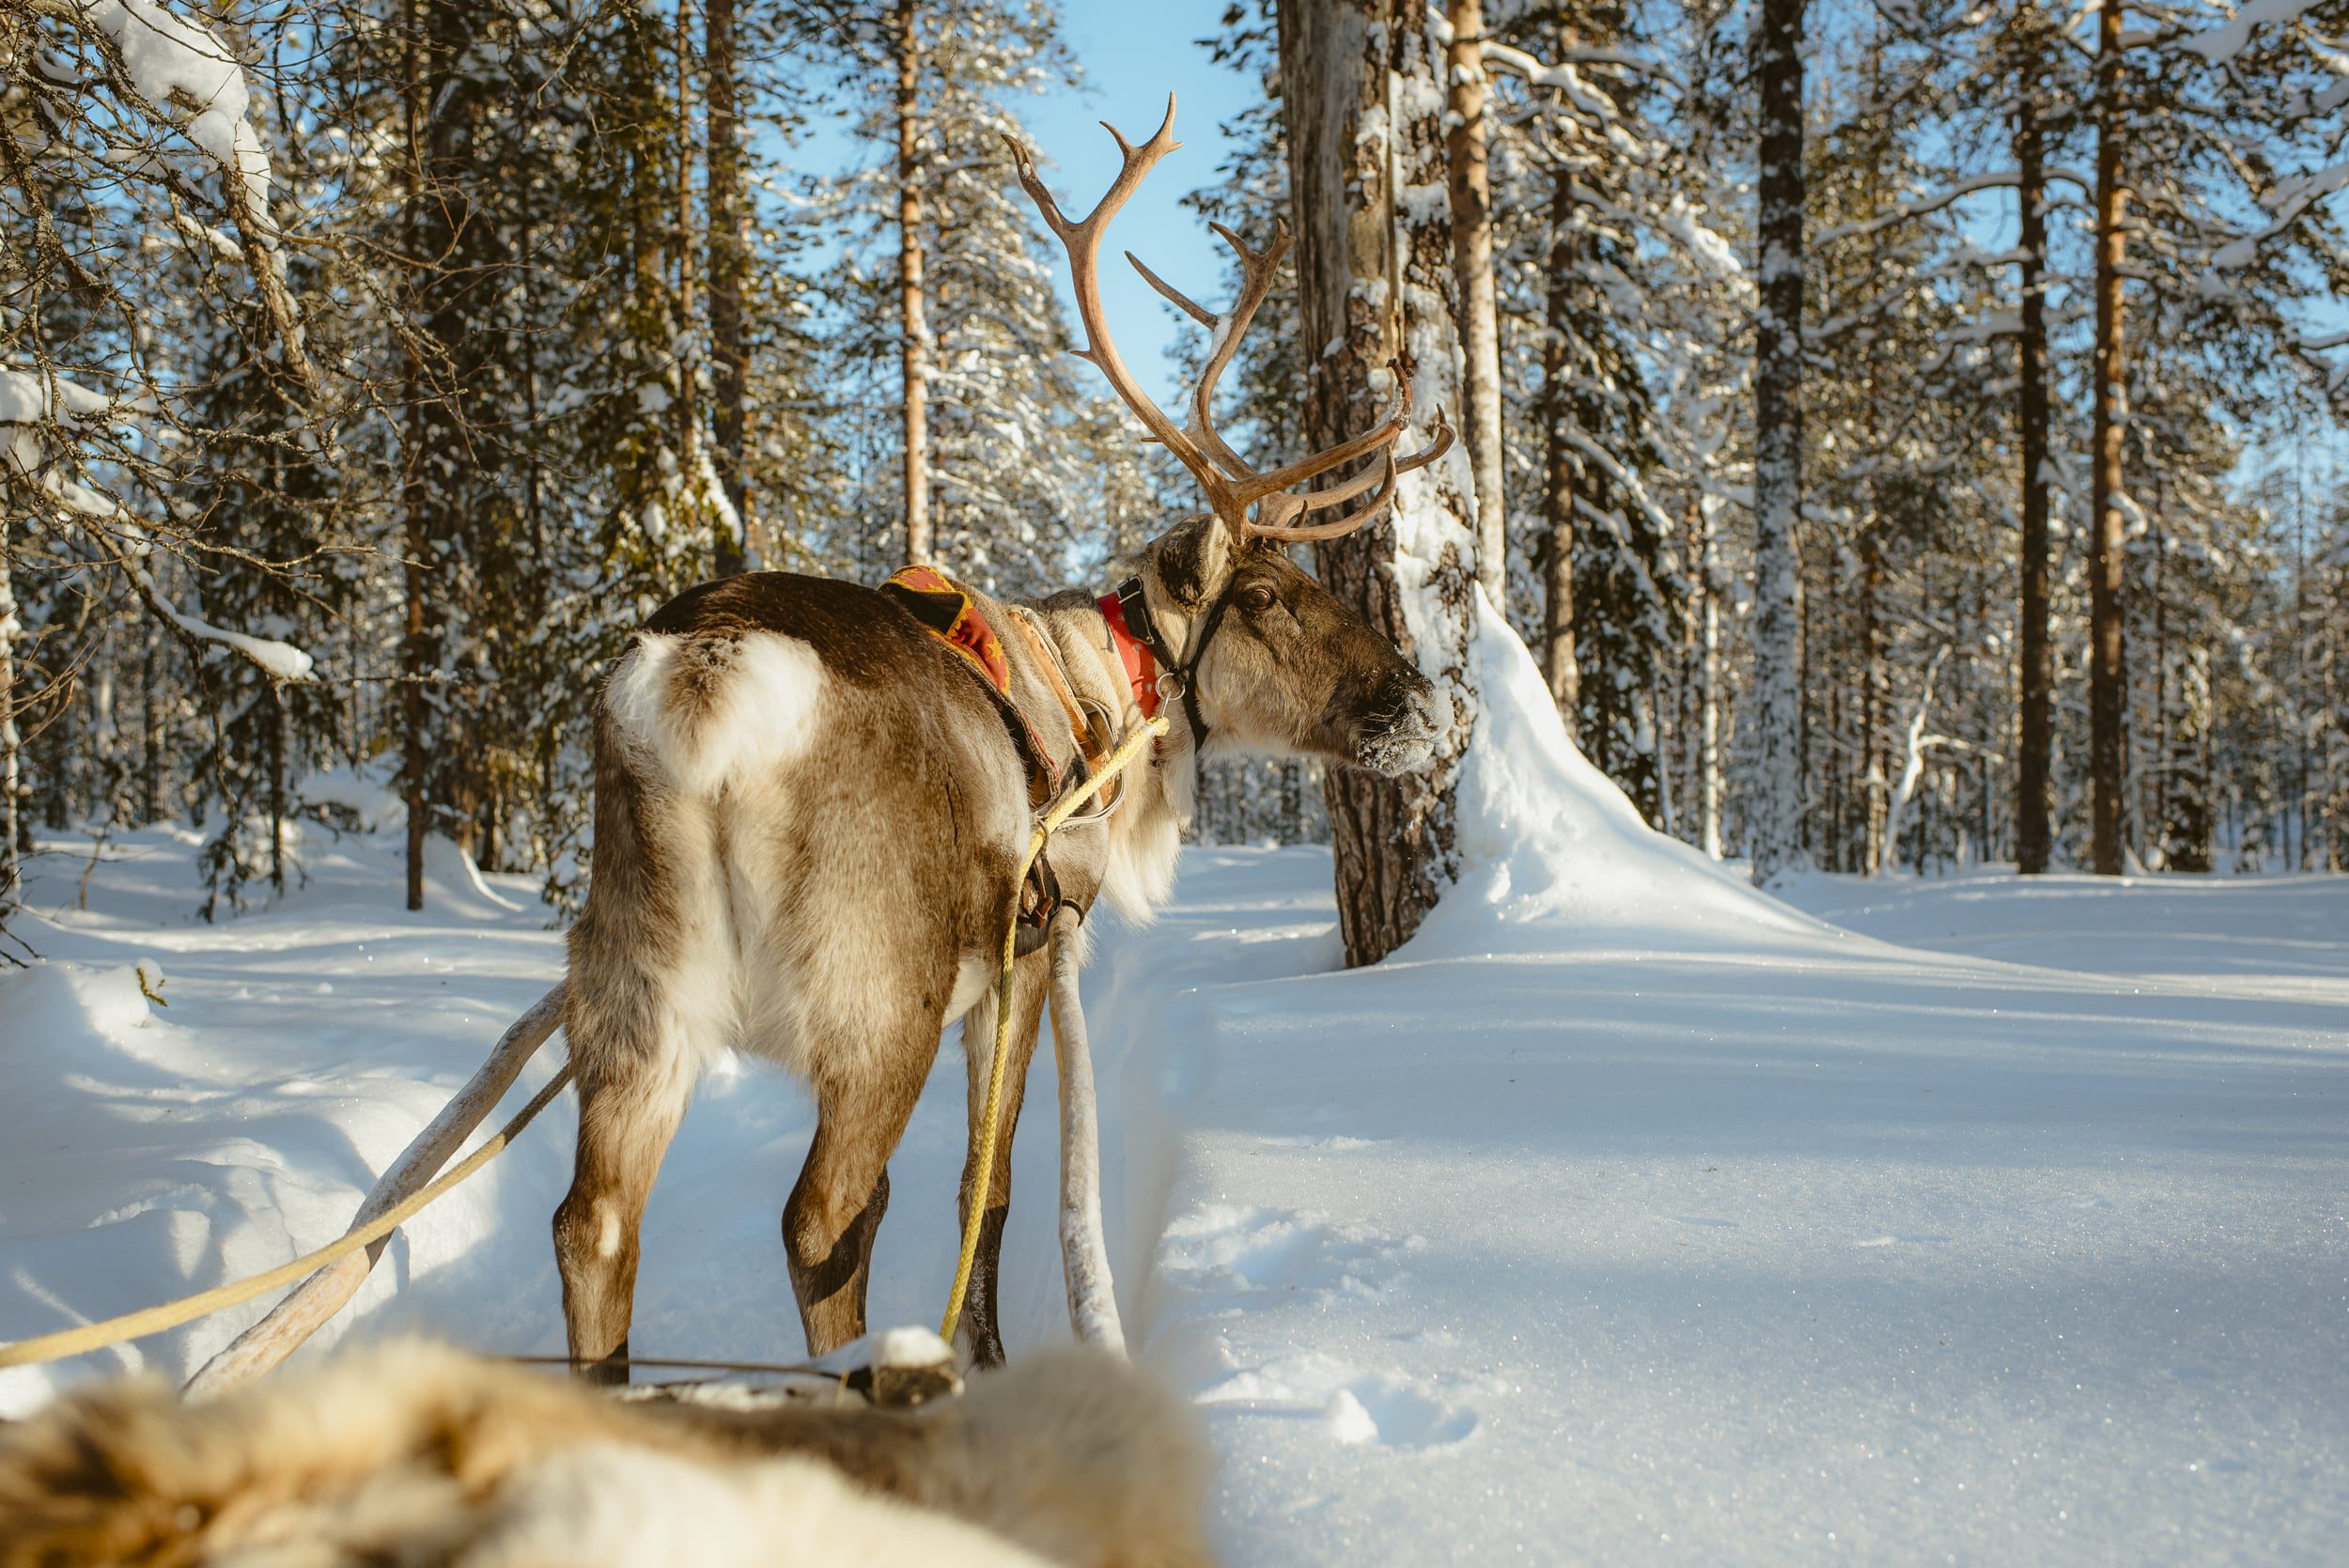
<box><xmin>784</xmin><ymin>1037</ymin><xmax>937</xmax><ymax>1358</ymax></box>
<box><xmin>553</xmin><ymin>1037</ymin><xmax>695</xmax><ymax>1385</ymax></box>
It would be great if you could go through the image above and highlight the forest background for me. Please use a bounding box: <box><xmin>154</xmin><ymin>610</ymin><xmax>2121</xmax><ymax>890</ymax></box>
<box><xmin>5</xmin><ymin>0</ymin><xmax>2347</xmax><ymax>964</ymax></box>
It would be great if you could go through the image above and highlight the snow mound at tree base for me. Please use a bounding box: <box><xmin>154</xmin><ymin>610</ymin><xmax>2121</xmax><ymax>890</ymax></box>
<box><xmin>1414</xmin><ymin>598</ymin><xmax>1834</xmax><ymax>959</ymax></box>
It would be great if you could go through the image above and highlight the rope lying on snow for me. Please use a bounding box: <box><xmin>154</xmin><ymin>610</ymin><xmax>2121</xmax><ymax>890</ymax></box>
<box><xmin>0</xmin><ymin>1065</ymin><xmax>575</xmax><ymax>1370</ymax></box>
<box><xmin>185</xmin><ymin>984</ymin><xmax>570</xmax><ymax>1398</ymax></box>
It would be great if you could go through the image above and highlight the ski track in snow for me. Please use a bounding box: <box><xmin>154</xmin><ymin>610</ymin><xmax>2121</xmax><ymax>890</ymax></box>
<box><xmin>3</xmin><ymin>620</ymin><xmax>2346</xmax><ymax>1563</ymax></box>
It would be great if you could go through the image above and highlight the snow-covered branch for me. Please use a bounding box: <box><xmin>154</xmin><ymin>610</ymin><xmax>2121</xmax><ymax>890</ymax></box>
<box><xmin>2179</xmin><ymin>0</ymin><xmax>2326</xmax><ymax>66</ymax></box>
<box><xmin>25</xmin><ymin>0</ymin><xmax>317</xmax><ymax>394</ymax></box>
<box><xmin>3</xmin><ymin>370</ymin><xmax>318</xmax><ymax>686</ymax></box>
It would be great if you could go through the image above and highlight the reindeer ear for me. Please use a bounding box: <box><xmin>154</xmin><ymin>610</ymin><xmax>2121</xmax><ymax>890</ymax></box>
<box><xmin>1154</xmin><ymin>513</ymin><xmax>1234</xmax><ymax>611</ymax></box>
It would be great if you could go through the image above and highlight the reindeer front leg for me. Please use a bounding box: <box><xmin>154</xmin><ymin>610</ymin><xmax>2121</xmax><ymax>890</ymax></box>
<box><xmin>956</xmin><ymin>954</ymin><xmax>1052</xmax><ymax>1368</ymax></box>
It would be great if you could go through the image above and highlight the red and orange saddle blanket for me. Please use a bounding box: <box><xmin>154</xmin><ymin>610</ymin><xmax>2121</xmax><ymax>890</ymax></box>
<box><xmin>878</xmin><ymin>565</ymin><xmax>1096</xmax><ymax>953</ymax></box>
<box><xmin>879</xmin><ymin>565</ymin><xmax>1068</xmax><ymax>808</ymax></box>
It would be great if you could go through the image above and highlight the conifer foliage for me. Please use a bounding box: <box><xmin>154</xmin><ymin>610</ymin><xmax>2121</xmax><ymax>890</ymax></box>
<box><xmin>6</xmin><ymin>0</ymin><xmax>2349</xmax><ymax>955</ymax></box>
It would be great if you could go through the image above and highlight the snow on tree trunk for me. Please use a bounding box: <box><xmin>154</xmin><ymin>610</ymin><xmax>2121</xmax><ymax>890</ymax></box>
<box><xmin>707</xmin><ymin>0</ymin><xmax>749</xmax><ymax>574</ymax></box>
<box><xmin>2015</xmin><ymin>83</ymin><xmax>2054</xmax><ymax>876</ymax></box>
<box><xmin>2089</xmin><ymin>0</ymin><xmax>2131</xmax><ymax>876</ymax></box>
<box><xmin>1877</xmin><ymin>645</ymin><xmax>1948</xmax><ymax>876</ymax></box>
<box><xmin>895</xmin><ymin>0</ymin><xmax>931</xmax><ymax>567</ymax></box>
<box><xmin>1445</xmin><ymin>0</ymin><xmax>1505</xmax><ymax>603</ymax></box>
<box><xmin>1749</xmin><ymin>0</ymin><xmax>1809</xmax><ymax>884</ymax></box>
<box><xmin>1282</xmin><ymin>0</ymin><xmax>1481</xmax><ymax>968</ymax></box>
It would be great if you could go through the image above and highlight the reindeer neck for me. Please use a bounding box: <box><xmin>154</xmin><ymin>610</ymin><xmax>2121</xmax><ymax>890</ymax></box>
<box><xmin>1026</xmin><ymin>593</ymin><xmax>1195</xmax><ymax>916</ymax></box>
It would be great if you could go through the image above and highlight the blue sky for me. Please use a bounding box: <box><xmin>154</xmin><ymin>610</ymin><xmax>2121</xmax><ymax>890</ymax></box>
<box><xmin>1018</xmin><ymin>1</ymin><xmax>1258</xmax><ymax>410</ymax></box>
<box><xmin>788</xmin><ymin>0</ymin><xmax>1255</xmax><ymax>411</ymax></box>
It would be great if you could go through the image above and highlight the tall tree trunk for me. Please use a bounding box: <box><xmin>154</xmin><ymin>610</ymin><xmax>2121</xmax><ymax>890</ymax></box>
<box><xmin>2015</xmin><ymin>83</ymin><xmax>2052</xmax><ymax>874</ymax></box>
<box><xmin>1698</xmin><ymin>495</ymin><xmax>1724</xmax><ymax>859</ymax></box>
<box><xmin>0</xmin><ymin>527</ymin><xmax>19</xmax><ymax>914</ymax></box>
<box><xmin>400</xmin><ymin>0</ymin><xmax>428</xmax><ymax>913</ymax></box>
<box><xmin>2088</xmin><ymin>0</ymin><xmax>2129</xmax><ymax>875</ymax></box>
<box><xmin>1539</xmin><ymin>165</ymin><xmax>1578</xmax><ymax>729</ymax></box>
<box><xmin>895</xmin><ymin>0</ymin><xmax>931</xmax><ymax>566</ymax></box>
<box><xmin>1282</xmin><ymin>0</ymin><xmax>1481</xmax><ymax>967</ymax></box>
<box><xmin>706</xmin><ymin>0</ymin><xmax>749</xmax><ymax>574</ymax></box>
<box><xmin>266</xmin><ymin>688</ymin><xmax>287</xmax><ymax>894</ymax></box>
<box><xmin>141</xmin><ymin>618</ymin><xmax>164</xmax><ymax>824</ymax></box>
<box><xmin>1446</xmin><ymin>0</ymin><xmax>1504</xmax><ymax>602</ymax></box>
<box><xmin>2151</xmin><ymin>522</ymin><xmax>2170</xmax><ymax>865</ymax></box>
<box><xmin>1749</xmin><ymin>0</ymin><xmax>1808</xmax><ymax>883</ymax></box>
<box><xmin>672</xmin><ymin>0</ymin><xmax>702</xmax><ymax>568</ymax></box>
<box><xmin>1861</xmin><ymin>535</ymin><xmax>1886</xmax><ymax>875</ymax></box>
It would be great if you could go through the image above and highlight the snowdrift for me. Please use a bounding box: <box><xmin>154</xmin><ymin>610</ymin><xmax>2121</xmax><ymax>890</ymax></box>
<box><xmin>1425</xmin><ymin>598</ymin><xmax>1830</xmax><ymax>957</ymax></box>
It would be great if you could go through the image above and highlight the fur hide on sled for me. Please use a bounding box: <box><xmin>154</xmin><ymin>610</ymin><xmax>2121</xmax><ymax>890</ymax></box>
<box><xmin>0</xmin><ymin>1341</ymin><xmax>1215</xmax><ymax>1568</ymax></box>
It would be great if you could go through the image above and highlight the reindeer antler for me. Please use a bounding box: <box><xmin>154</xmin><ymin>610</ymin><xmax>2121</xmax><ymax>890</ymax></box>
<box><xmin>1004</xmin><ymin>96</ymin><xmax>1454</xmax><ymax>546</ymax></box>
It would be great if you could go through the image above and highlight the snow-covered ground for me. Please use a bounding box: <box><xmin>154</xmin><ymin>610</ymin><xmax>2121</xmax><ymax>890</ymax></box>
<box><xmin>4</xmin><ymin>616</ymin><xmax>2345</xmax><ymax>1564</ymax></box>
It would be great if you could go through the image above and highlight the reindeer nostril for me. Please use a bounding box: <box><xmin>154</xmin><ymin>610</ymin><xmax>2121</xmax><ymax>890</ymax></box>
<box><xmin>1345</xmin><ymin>670</ymin><xmax>1446</xmax><ymax>776</ymax></box>
<box><xmin>1420</xmin><ymin>684</ymin><xmax>1454</xmax><ymax>737</ymax></box>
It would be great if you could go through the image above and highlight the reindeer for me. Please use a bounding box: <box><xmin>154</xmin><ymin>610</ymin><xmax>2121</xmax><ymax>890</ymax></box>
<box><xmin>553</xmin><ymin>99</ymin><xmax>1454</xmax><ymax>1375</ymax></box>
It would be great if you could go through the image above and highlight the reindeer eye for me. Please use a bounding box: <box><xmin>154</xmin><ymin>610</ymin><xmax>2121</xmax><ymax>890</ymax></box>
<box><xmin>1241</xmin><ymin>583</ymin><xmax>1277</xmax><ymax>613</ymax></box>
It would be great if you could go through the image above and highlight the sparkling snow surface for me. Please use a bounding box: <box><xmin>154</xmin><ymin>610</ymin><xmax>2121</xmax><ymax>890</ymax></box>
<box><xmin>2</xmin><ymin>615</ymin><xmax>2344</xmax><ymax>1563</ymax></box>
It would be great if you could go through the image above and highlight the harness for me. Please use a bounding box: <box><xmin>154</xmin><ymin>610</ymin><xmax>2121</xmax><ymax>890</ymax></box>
<box><xmin>879</xmin><ymin>563</ymin><xmax>1237</xmax><ymax>923</ymax></box>
<box><xmin>1097</xmin><ymin>571</ymin><xmax>1234</xmax><ymax>753</ymax></box>
<box><xmin>879</xmin><ymin>566</ymin><xmax>1068</xmax><ymax>810</ymax></box>
<box><xmin>880</xmin><ymin>566</ymin><xmax>1133</xmax><ymax>955</ymax></box>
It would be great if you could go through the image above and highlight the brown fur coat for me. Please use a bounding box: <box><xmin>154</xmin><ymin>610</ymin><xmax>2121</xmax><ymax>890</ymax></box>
<box><xmin>0</xmin><ymin>1342</ymin><xmax>1214</xmax><ymax>1568</ymax></box>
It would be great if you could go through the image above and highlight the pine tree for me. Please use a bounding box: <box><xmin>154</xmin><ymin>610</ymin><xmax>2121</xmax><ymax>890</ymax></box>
<box><xmin>1280</xmin><ymin>0</ymin><xmax>1481</xmax><ymax>964</ymax></box>
<box><xmin>1446</xmin><ymin>0</ymin><xmax>1505</xmax><ymax>601</ymax></box>
<box><xmin>1749</xmin><ymin>0</ymin><xmax>1809</xmax><ymax>881</ymax></box>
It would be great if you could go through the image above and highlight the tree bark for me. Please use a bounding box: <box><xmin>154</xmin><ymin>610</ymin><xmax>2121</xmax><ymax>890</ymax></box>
<box><xmin>0</xmin><ymin>524</ymin><xmax>19</xmax><ymax>915</ymax></box>
<box><xmin>1540</xmin><ymin>164</ymin><xmax>1579</xmax><ymax>728</ymax></box>
<box><xmin>1698</xmin><ymin>495</ymin><xmax>1724</xmax><ymax>859</ymax></box>
<box><xmin>1282</xmin><ymin>0</ymin><xmax>1480</xmax><ymax>967</ymax></box>
<box><xmin>706</xmin><ymin>0</ymin><xmax>748</xmax><ymax>574</ymax></box>
<box><xmin>895</xmin><ymin>0</ymin><xmax>931</xmax><ymax>567</ymax></box>
<box><xmin>672</xmin><ymin>0</ymin><xmax>704</xmax><ymax>575</ymax></box>
<box><xmin>2015</xmin><ymin>83</ymin><xmax>2053</xmax><ymax>874</ymax></box>
<box><xmin>1860</xmin><ymin>536</ymin><xmax>1886</xmax><ymax>876</ymax></box>
<box><xmin>141</xmin><ymin>617</ymin><xmax>164</xmax><ymax>824</ymax></box>
<box><xmin>400</xmin><ymin>0</ymin><xmax>428</xmax><ymax>913</ymax></box>
<box><xmin>2088</xmin><ymin>0</ymin><xmax>2129</xmax><ymax>875</ymax></box>
<box><xmin>1446</xmin><ymin>0</ymin><xmax>1504</xmax><ymax>603</ymax></box>
<box><xmin>1749</xmin><ymin>0</ymin><xmax>1808</xmax><ymax>883</ymax></box>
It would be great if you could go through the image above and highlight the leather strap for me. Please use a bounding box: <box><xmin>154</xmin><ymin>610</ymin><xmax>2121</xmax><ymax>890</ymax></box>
<box><xmin>1097</xmin><ymin>581</ymin><xmax>1163</xmax><ymax>722</ymax></box>
<box><xmin>1007</xmin><ymin>607</ymin><xmax>1106</xmax><ymax>784</ymax></box>
<box><xmin>1099</xmin><ymin>573</ymin><xmax>1226</xmax><ymax>753</ymax></box>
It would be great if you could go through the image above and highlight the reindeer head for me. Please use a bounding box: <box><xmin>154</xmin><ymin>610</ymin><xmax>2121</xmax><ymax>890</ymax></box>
<box><xmin>1006</xmin><ymin>98</ymin><xmax>1455</xmax><ymax>777</ymax></box>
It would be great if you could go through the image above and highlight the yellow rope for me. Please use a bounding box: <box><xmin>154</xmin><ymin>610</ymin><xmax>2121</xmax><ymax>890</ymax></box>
<box><xmin>0</xmin><ymin>1064</ymin><xmax>575</xmax><ymax>1370</ymax></box>
<box><xmin>940</xmin><ymin>713</ymin><xmax>1168</xmax><ymax>1343</ymax></box>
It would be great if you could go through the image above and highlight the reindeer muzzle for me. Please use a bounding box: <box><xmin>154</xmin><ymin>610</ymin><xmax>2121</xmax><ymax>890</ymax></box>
<box><xmin>1354</xmin><ymin>674</ymin><xmax>1445</xmax><ymax>777</ymax></box>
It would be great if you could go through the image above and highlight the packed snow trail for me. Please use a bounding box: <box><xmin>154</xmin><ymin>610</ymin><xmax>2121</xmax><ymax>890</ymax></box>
<box><xmin>3</xmin><ymin>616</ymin><xmax>2346</xmax><ymax>1563</ymax></box>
